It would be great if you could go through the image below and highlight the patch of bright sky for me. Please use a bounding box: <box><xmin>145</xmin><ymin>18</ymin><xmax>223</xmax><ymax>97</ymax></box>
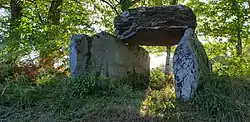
<box><xmin>0</xmin><ymin>9</ymin><xmax>5</xmax><ymax>17</ymax></box>
<box><xmin>184</xmin><ymin>0</ymin><xmax>208</xmax><ymax>4</ymax></box>
<box><xmin>149</xmin><ymin>53</ymin><xmax>174</xmax><ymax>69</ymax></box>
<box><xmin>150</xmin><ymin>53</ymin><xmax>166</xmax><ymax>68</ymax></box>
<box><xmin>244</xmin><ymin>2</ymin><xmax>249</xmax><ymax>9</ymax></box>
<box><xmin>199</xmin><ymin>0</ymin><xmax>208</xmax><ymax>3</ymax></box>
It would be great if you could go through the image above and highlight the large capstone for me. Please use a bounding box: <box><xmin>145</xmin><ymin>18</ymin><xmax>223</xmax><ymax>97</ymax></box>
<box><xmin>114</xmin><ymin>5</ymin><xmax>197</xmax><ymax>46</ymax></box>
<box><xmin>70</xmin><ymin>32</ymin><xmax>150</xmax><ymax>88</ymax></box>
<box><xmin>173</xmin><ymin>28</ymin><xmax>212</xmax><ymax>101</ymax></box>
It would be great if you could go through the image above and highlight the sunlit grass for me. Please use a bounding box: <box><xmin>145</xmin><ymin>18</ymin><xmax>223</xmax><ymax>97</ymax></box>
<box><xmin>1</xmin><ymin>69</ymin><xmax>250</xmax><ymax>121</ymax></box>
<box><xmin>140</xmin><ymin>84</ymin><xmax>176</xmax><ymax>117</ymax></box>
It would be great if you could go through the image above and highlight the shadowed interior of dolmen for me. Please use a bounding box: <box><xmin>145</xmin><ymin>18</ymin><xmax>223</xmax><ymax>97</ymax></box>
<box><xmin>124</xmin><ymin>28</ymin><xmax>186</xmax><ymax>46</ymax></box>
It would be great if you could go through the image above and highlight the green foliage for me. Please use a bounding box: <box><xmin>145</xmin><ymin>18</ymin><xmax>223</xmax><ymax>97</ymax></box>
<box><xmin>0</xmin><ymin>63</ymin><xmax>13</xmax><ymax>83</ymax></box>
<box><xmin>204</xmin><ymin>42</ymin><xmax>250</xmax><ymax>76</ymax></box>
<box><xmin>36</xmin><ymin>73</ymin><xmax>63</xmax><ymax>85</ymax></box>
<box><xmin>0</xmin><ymin>69</ymin><xmax>250</xmax><ymax>121</ymax></box>
<box><xmin>149</xmin><ymin>67</ymin><xmax>168</xmax><ymax>90</ymax></box>
<box><xmin>66</xmin><ymin>73</ymin><xmax>97</xmax><ymax>97</ymax></box>
<box><xmin>1</xmin><ymin>0</ymin><xmax>250</xmax><ymax>121</ymax></box>
<box><xmin>140</xmin><ymin>73</ymin><xmax>250</xmax><ymax>121</ymax></box>
<box><xmin>187</xmin><ymin>0</ymin><xmax>249</xmax><ymax>55</ymax></box>
<box><xmin>0</xmin><ymin>61</ymin><xmax>34</xmax><ymax>85</ymax></box>
<box><xmin>141</xmin><ymin>85</ymin><xmax>176</xmax><ymax>117</ymax></box>
<box><xmin>185</xmin><ymin>0</ymin><xmax>249</xmax><ymax>76</ymax></box>
<box><xmin>212</xmin><ymin>56</ymin><xmax>250</xmax><ymax>76</ymax></box>
<box><xmin>0</xmin><ymin>83</ymin><xmax>42</xmax><ymax>107</ymax></box>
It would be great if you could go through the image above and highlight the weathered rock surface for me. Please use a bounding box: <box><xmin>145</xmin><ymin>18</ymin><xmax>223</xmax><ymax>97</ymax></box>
<box><xmin>173</xmin><ymin>28</ymin><xmax>211</xmax><ymax>101</ymax></box>
<box><xmin>70</xmin><ymin>34</ymin><xmax>92</xmax><ymax>77</ymax></box>
<box><xmin>114</xmin><ymin>5</ymin><xmax>197</xmax><ymax>46</ymax></box>
<box><xmin>91</xmin><ymin>32</ymin><xmax>150</xmax><ymax>79</ymax></box>
<box><xmin>70</xmin><ymin>32</ymin><xmax>150</xmax><ymax>87</ymax></box>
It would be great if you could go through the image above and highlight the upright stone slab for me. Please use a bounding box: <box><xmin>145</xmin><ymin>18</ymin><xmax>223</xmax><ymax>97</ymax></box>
<box><xmin>70</xmin><ymin>32</ymin><xmax>150</xmax><ymax>87</ymax></box>
<box><xmin>70</xmin><ymin>34</ymin><xmax>92</xmax><ymax>77</ymax></box>
<box><xmin>173</xmin><ymin>28</ymin><xmax>211</xmax><ymax>101</ymax></box>
<box><xmin>91</xmin><ymin>32</ymin><xmax>150</xmax><ymax>79</ymax></box>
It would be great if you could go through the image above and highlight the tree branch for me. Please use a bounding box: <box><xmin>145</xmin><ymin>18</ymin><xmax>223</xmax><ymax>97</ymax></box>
<box><xmin>34</xmin><ymin>1</ymin><xmax>45</xmax><ymax>24</ymax></box>
<box><xmin>47</xmin><ymin>0</ymin><xmax>62</xmax><ymax>25</ymax></box>
<box><xmin>0</xmin><ymin>4</ymin><xmax>10</xmax><ymax>9</ymax></box>
<box><xmin>132</xmin><ymin>0</ymin><xmax>140</xmax><ymax>4</ymax></box>
<box><xmin>100</xmin><ymin>0</ymin><xmax>119</xmax><ymax>15</ymax></box>
<box><xmin>73</xmin><ymin>0</ymin><xmax>82</xmax><ymax>5</ymax></box>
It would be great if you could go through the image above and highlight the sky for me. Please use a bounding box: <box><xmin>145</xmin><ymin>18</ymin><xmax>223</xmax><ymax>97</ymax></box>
<box><xmin>150</xmin><ymin>53</ymin><xmax>167</xmax><ymax>68</ymax></box>
<box><xmin>0</xmin><ymin>9</ymin><xmax>5</xmax><ymax>17</ymax></box>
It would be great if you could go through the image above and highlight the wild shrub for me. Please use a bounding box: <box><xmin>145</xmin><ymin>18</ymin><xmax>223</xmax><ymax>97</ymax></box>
<box><xmin>0</xmin><ymin>62</ymin><xmax>14</xmax><ymax>83</ymax></box>
<box><xmin>63</xmin><ymin>72</ymin><xmax>97</xmax><ymax>98</ymax></box>
<box><xmin>149</xmin><ymin>67</ymin><xmax>173</xmax><ymax>90</ymax></box>
<box><xmin>141</xmin><ymin>86</ymin><xmax>176</xmax><ymax>117</ymax></box>
<box><xmin>53</xmin><ymin>71</ymin><xmax>115</xmax><ymax>99</ymax></box>
<box><xmin>0</xmin><ymin>83</ymin><xmax>42</xmax><ymax>107</ymax></box>
<box><xmin>140</xmin><ymin>68</ymin><xmax>176</xmax><ymax>117</ymax></box>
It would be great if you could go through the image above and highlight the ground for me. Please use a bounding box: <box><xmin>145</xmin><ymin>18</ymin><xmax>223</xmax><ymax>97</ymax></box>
<box><xmin>0</xmin><ymin>73</ymin><xmax>250</xmax><ymax>122</ymax></box>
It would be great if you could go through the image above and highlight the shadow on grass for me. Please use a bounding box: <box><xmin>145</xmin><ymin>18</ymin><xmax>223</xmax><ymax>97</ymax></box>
<box><xmin>1</xmin><ymin>74</ymin><xmax>250</xmax><ymax>122</ymax></box>
<box><xmin>140</xmin><ymin>74</ymin><xmax>250</xmax><ymax>122</ymax></box>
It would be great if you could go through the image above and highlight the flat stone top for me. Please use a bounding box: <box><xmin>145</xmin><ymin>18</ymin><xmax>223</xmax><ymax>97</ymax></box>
<box><xmin>114</xmin><ymin>5</ymin><xmax>197</xmax><ymax>46</ymax></box>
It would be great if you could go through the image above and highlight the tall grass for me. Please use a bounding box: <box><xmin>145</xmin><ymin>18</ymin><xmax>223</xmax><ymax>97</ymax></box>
<box><xmin>0</xmin><ymin>66</ymin><xmax>249</xmax><ymax>121</ymax></box>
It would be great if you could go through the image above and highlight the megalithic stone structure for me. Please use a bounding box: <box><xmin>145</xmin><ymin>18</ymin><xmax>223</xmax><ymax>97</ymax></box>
<box><xmin>173</xmin><ymin>28</ymin><xmax>212</xmax><ymax>101</ymax></box>
<box><xmin>114</xmin><ymin>5</ymin><xmax>211</xmax><ymax>101</ymax></box>
<box><xmin>114</xmin><ymin>5</ymin><xmax>197</xmax><ymax>46</ymax></box>
<box><xmin>70</xmin><ymin>5</ymin><xmax>212</xmax><ymax>100</ymax></box>
<box><xmin>70</xmin><ymin>32</ymin><xmax>150</xmax><ymax>89</ymax></box>
<box><xmin>70</xmin><ymin>34</ymin><xmax>92</xmax><ymax>77</ymax></box>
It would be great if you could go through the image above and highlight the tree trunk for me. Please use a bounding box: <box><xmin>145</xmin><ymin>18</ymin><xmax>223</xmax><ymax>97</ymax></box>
<box><xmin>48</xmin><ymin>0</ymin><xmax>62</xmax><ymax>25</ymax></box>
<box><xmin>236</xmin><ymin>30</ymin><xmax>242</xmax><ymax>56</ymax></box>
<box><xmin>10</xmin><ymin>0</ymin><xmax>22</xmax><ymax>51</ymax></box>
<box><xmin>10</xmin><ymin>0</ymin><xmax>22</xmax><ymax>21</ymax></box>
<box><xmin>232</xmin><ymin>0</ymin><xmax>243</xmax><ymax>56</ymax></box>
<box><xmin>39</xmin><ymin>0</ymin><xmax>63</xmax><ymax>69</ymax></box>
<box><xmin>164</xmin><ymin>0</ymin><xmax>178</xmax><ymax>75</ymax></box>
<box><xmin>165</xmin><ymin>46</ymin><xmax>171</xmax><ymax>75</ymax></box>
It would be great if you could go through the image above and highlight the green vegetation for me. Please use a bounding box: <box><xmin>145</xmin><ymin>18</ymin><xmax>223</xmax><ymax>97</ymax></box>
<box><xmin>0</xmin><ymin>67</ymin><xmax>250</xmax><ymax>121</ymax></box>
<box><xmin>0</xmin><ymin>0</ymin><xmax>250</xmax><ymax>121</ymax></box>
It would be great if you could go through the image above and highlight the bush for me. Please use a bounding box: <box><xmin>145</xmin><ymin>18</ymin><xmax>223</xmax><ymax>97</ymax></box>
<box><xmin>141</xmin><ymin>68</ymin><xmax>176</xmax><ymax>117</ymax></box>
<box><xmin>0</xmin><ymin>63</ymin><xmax>14</xmax><ymax>83</ymax></box>
<box><xmin>64</xmin><ymin>72</ymin><xmax>97</xmax><ymax>98</ymax></box>
<box><xmin>0</xmin><ymin>83</ymin><xmax>42</xmax><ymax>107</ymax></box>
<box><xmin>141</xmin><ymin>86</ymin><xmax>176</xmax><ymax>117</ymax></box>
<box><xmin>52</xmin><ymin>72</ymin><xmax>117</xmax><ymax>99</ymax></box>
<box><xmin>149</xmin><ymin>67</ymin><xmax>173</xmax><ymax>90</ymax></box>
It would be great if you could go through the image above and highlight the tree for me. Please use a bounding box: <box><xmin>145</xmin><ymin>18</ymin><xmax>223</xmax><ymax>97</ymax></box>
<box><xmin>165</xmin><ymin>0</ymin><xmax>178</xmax><ymax>75</ymax></box>
<box><xmin>186</xmin><ymin>0</ymin><xmax>250</xmax><ymax>56</ymax></box>
<box><xmin>186</xmin><ymin>0</ymin><xmax>250</xmax><ymax>76</ymax></box>
<box><xmin>0</xmin><ymin>0</ymin><xmax>99</xmax><ymax>70</ymax></box>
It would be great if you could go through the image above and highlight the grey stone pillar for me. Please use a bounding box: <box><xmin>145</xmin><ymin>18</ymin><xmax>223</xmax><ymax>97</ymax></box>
<box><xmin>70</xmin><ymin>34</ymin><xmax>91</xmax><ymax>77</ymax></box>
<box><xmin>173</xmin><ymin>28</ymin><xmax>212</xmax><ymax>101</ymax></box>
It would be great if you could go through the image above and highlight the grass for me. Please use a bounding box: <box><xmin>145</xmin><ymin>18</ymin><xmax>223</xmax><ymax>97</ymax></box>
<box><xmin>0</xmin><ymin>72</ymin><xmax>250</xmax><ymax>122</ymax></box>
